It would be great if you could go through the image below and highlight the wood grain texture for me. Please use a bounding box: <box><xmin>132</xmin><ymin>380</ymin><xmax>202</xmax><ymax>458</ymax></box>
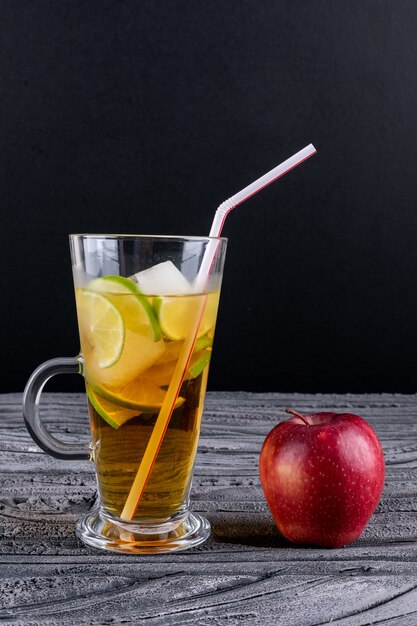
<box><xmin>1</xmin><ymin>392</ymin><xmax>417</xmax><ymax>625</ymax></box>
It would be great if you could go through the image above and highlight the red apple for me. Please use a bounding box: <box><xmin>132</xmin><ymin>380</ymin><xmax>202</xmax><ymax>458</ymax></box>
<box><xmin>259</xmin><ymin>409</ymin><xmax>385</xmax><ymax>548</ymax></box>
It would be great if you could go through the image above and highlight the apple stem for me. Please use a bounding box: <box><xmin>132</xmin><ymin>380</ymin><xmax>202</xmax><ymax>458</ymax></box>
<box><xmin>285</xmin><ymin>408</ymin><xmax>310</xmax><ymax>425</ymax></box>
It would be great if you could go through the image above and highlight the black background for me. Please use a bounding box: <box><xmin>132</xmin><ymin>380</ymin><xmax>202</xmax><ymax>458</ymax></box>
<box><xmin>2</xmin><ymin>1</ymin><xmax>417</xmax><ymax>393</ymax></box>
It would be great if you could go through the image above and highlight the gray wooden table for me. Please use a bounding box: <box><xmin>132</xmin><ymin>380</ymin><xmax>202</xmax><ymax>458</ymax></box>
<box><xmin>1</xmin><ymin>392</ymin><xmax>417</xmax><ymax>625</ymax></box>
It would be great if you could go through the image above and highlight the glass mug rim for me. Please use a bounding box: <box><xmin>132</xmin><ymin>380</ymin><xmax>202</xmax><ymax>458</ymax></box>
<box><xmin>69</xmin><ymin>233</ymin><xmax>228</xmax><ymax>243</ymax></box>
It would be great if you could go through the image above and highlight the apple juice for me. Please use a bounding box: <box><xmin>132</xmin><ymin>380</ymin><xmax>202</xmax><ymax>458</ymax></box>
<box><xmin>88</xmin><ymin>367</ymin><xmax>209</xmax><ymax>520</ymax></box>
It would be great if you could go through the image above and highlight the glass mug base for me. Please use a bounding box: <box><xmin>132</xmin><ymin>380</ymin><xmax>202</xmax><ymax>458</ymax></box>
<box><xmin>76</xmin><ymin>508</ymin><xmax>211</xmax><ymax>554</ymax></box>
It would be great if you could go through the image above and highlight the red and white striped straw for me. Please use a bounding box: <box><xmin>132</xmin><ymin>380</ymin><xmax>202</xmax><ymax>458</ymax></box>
<box><xmin>212</xmin><ymin>143</ymin><xmax>316</xmax><ymax>236</ymax></box>
<box><xmin>195</xmin><ymin>143</ymin><xmax>317</xmax><ymax>291</ymax></box>
<box><xmin>121</xmin><ymin>143</ymin><xmax>317</xmax><ymax>520</ymax></box>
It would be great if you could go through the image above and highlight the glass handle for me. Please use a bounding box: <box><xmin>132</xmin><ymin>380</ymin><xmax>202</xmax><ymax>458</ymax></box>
<box><xmin>22</xmin><ymin>357</ymin><xmax>90</xmax><ymax>460</ymax></box>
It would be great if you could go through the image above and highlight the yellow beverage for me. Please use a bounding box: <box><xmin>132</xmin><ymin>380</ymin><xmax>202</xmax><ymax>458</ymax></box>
<box><xmin>88</xmin><ymin>367</ymin><xmax>209</xmax><ymax>519</ymax></box>
<box><xmin>75</xmin><ymin>281</ymin><xmax>219</xmax><ymax>522</ymax></box>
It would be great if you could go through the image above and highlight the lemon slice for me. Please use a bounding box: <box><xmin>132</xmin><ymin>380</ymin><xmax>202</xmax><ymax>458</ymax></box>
<box><xmin>87</xmin><ymin>385</ymin><xmax>139</xmax><ymax>429</ymax></box>
<box><xmin>76</xmin><ymin>290</ymin><xmax>125</xmax><ymax>368</ymax></box>
<box><xmin>88</xmin><ymin>376</ymin><xmax>184</xmax><ymax>412</ymax></box>
<box><xmin>154</xmin><ymin>292</ymin><xmax>220</xmax><ymax>341</ymax></box>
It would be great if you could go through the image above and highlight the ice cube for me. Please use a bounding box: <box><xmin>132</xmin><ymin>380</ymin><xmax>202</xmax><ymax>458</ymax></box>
<box><xmin>131</xmin><ymin>261</ymin><xmax>192</xmax><ymax>296</ymax></box>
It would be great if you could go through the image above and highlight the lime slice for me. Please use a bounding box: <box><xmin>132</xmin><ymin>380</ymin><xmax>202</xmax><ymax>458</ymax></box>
<box><xmin>87</xmin><ymin>385</ymin><xmax>139</xmax><ymax>429</ymax></box>
<box><xmin>154</xmin><ymin>292</ymin><xmax>220</xmax><ymax>341</ymax></box>
<box><xmin>78</xmin><ymin>276</ymin><xmax>166</xmax><ymax>387</ymax></box>
<box><xmin>88</xmin><ymin>376</ymin><xmax>185</xmax><ymax>412</ymax></box>
<box><xmin>76</xmin><ymin>290</ymin><xmax>125</xmax><ymax>368</ymax></box>
<box><xmin>194</xmin><ymin>335</ymin><xmax>213</xmax><ymax>352</ymax></box>
<box><xmin>89</xmin><ymin>276</ymin><xmax>160</xmax><ymax>341</ymax></box>
<box><xmin>187</xmin><ymin>350</ymin><xmax>211</xmax><ymax>379</ymax></box>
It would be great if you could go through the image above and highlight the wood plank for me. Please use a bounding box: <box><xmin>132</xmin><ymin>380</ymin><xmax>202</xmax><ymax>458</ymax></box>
<box><xmin>1</xmin><ymin>392</ymin><xmax>417</xmax><ymax>624</ymax></box>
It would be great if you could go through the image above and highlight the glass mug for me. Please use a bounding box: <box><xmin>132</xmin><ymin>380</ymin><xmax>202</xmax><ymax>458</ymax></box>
<box><xmin>23</xmin><ymin>234</ymin><xmax>227</xmax><ymax>553</ymax></box>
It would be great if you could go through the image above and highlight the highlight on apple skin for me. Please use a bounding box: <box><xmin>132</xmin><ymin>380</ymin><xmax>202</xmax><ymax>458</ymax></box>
<box><xmin>259</xmin><ymin>409</ymin><xmax>385</xmax><ymax>548</ymax></box>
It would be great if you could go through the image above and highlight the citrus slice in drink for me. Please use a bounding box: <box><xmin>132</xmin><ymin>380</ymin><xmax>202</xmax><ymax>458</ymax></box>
<box><xmin>154</xmin><ymin>291</ymin><xmax>220</xmax><ymax>341</ymax></box>
<box><xmin>87</xmin><ymin>385</ymin><xmax>140</xmax><ymax>429</ymax></box>
<box><xmin>76</xmin><ymin>290</ymin><xmax>125</xmax><ymax>368</ymax></box>
<box><xmin>187</xmin><ymin>349</ymin><xmax>211</xmax><ymax>379</ymax></box>
<box><xmin>143</xmin><ymin>349</ymin><xmax>212</xmax><ymax>386</ymax></box>
<box><xmin>88</xmin><ymin>376</ymin><xmax>185</xmax><ymax>412</ymax></box>
<box><xmin>76</xmin><ymin>276</ymin><xmax>166</xmax><ymax>387</ymax></box>
<box><xmin>155</xmin><ymin>335</ymin><xmax>213</xmax><ymax>366</ymax></box>
<box><xmin>89</xmin><ymin>275</ymin><xmax>160</xmax><ymax>341</ymax></box>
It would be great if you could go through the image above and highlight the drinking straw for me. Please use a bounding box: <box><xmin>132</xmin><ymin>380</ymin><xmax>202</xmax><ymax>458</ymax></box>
<box><xmin>195</xmin><ymin>143</ymin><xmax>317</xmax><ymax>291</ymax></box>
<box><xmin>120</xmin><ymin>143</ymin><xmax>317</xmax><ymax>520</ymax></box>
